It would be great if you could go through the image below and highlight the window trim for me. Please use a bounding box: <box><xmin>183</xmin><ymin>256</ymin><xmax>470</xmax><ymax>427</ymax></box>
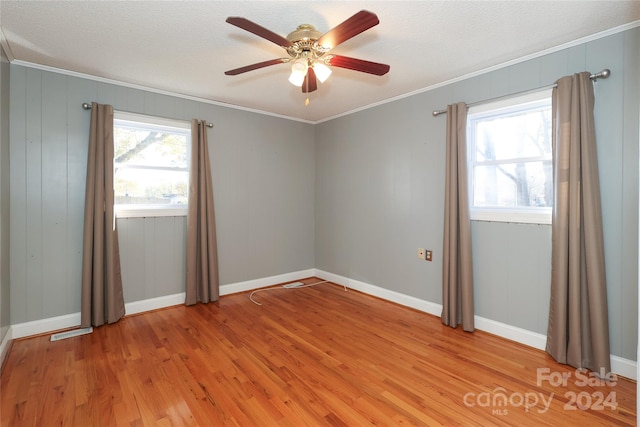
<box><xmin>467</xmin><ymin>89</ymin><xmax>553</xmax><ymax>225</ymax></box>
<box><xmin>113</xmin><ymin>111</ymin><xmax>191</xmax><ymax>219</ymax></box>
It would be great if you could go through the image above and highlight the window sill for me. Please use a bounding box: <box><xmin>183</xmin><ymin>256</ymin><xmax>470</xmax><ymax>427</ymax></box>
<box><xmin>470</xmin><ymin>209</ymin><xmax>551</xmax><ymax>225</ymax></box>
<box><xmin>115</xmin><ymin>207</ymin><xmax>188</xmax><ymax>218</ymax></box>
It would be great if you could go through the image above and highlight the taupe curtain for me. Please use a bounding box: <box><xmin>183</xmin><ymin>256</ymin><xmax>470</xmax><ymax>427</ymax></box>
<box><xmin>81</xmin><ymin>102</ymin><xmax>125</xmax><ymax>328</ymax></box>
<box><xmin>546</xmin><ymin>72</ymin><xmax>611</xmax><ymax>374</ymax></box>
<box><xmin>441</xmin><ymin>102</ymin><xmax>475</xmax><ymax>332</ymax></box>
<box><xmin>185</xmin><ymin>120</ymin><xmax>219</xmax><ymax>305</ymax></box>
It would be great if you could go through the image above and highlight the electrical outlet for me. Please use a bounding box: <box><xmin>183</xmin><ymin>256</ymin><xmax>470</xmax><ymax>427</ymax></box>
<box><xmin>425</xmin><ymin>250</ymin><xmax>433</xmax><ymax>261</ymax></box>
<box><xmin>417</xmin><ymin>248</ymin><xmax>426</xmax><ymax>260</ymax></box>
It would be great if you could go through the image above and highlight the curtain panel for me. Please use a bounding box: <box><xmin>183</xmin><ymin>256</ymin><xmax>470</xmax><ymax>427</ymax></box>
<box><xmin>80</xmin><ymin>102</ymin><xmax>125</xmax><ymax>328</ymax></box>
<box><xmin>185</xmin><ymin>120</ymin><xmax>219</xmax><ymax>305</ymax></box>
<box><xmin>546</xmin><ymin>72</ymin><xmax>611</xmax><ymax>375</ymax></box>
<box><xmin>441</xmin><ymin>102</ymin><xmax>475</xmax><ymax>332</ymax></box>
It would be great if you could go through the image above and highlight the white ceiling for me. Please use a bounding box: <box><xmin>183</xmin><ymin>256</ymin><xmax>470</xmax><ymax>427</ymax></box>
<box><xmin>1</xmin><ymin>1</ymin><xmax>639</xmax><ymax>123</ymax></box>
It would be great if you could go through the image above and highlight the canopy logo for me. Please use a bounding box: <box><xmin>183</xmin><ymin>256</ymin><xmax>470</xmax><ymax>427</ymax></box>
<box><xmin>462</xmin><ymin>367</ymin><xmax>618</xmax><ymax>416</ymax></box>
<box><xmin>463</xmin><ymin>388</ymin><xmax>553</xmax><ymax>415</ymax></box>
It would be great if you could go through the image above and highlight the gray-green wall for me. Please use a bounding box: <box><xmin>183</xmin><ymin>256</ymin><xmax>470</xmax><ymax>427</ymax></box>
<box><xmin>9</xmin><ymin>66</ymin><xmax>315</xmax><ymax>323</ymax></box>
<box><xmin>315</xmin><ymin>28</ymin><xmax>639</xmax><ymax>361</ymax></box>
<box><xmin>0</xmin><ymin>44</ymin><xmax>10</xmax><ymax>346</ymax></box>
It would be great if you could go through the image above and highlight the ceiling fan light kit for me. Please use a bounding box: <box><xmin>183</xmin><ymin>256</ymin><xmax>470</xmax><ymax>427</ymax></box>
<box><xmin>313</xmin><ymin>63</ymin><xmax>332</xmax><ymax>83</ymax></box>
<box><xmin>224</xmin><ymin>10</ymin><xmax>390</xmax><ymax>97</ymax></box>
<box><xmin>288</xmin><ymin>59</ymin><xmax>308</xmax><ymax>87</ymax></box>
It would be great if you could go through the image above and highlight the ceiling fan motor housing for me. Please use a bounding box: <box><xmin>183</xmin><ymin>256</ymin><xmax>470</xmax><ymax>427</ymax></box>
<box><xmin>286</xmin><ymin>24</ymin><xmax>330</xmax><ymax>64</ymax></box>
<box><xmin>286</xmin><ymin>24</ymin><xmax>322</xmax><ymax>43</ymax></box>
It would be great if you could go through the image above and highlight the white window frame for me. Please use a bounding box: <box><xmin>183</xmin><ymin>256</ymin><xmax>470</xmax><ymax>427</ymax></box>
<box><xmin>467</xmin><ymin>89</ymin><xmax>553</xmax><ymax>225</ymax></box>
<box><xmin>113</xmin><ymin>111</ymin><xmax>191</xmax><ymax>218</ymax></box>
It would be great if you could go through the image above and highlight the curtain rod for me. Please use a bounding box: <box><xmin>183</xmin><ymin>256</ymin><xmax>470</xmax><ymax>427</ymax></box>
<box><xmin>432</xmin><ymin>69</ymin><xmax>611</xmax><ymax>117</ymax></box>
<box><xmin>81</xmin><ymin>102</ymin><xmax>214</xmax><ymax>128</ymax></box>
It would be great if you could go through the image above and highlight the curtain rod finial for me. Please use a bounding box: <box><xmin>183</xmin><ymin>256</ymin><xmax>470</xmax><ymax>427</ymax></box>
<box><xmin>82</xmin><ymin>102</ymin><xmax>91</xmax><ymax>110</ymax></box>
<box><xmin>592</xmin><ymin>69</ymin><xmax>611</xmax><ymax>81</ymax></box>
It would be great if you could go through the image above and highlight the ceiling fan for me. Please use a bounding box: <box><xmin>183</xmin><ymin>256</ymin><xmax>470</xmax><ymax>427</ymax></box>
<box><xmin>224</xmin><ymin>10</ymin><xmax>390</xmax><ymax>95</ymax></box>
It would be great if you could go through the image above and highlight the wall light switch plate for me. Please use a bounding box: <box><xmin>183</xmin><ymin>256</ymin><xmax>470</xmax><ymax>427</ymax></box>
<box><xmin>425</xmin><ymin>250</ymin><xmax>433</xmax><ymax>261</ymax></box>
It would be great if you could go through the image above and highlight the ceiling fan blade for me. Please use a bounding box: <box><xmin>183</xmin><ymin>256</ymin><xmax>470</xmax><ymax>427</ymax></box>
<box><xmin>327</xmin><ymin>55</ymin><xmax>390</xmax><ymax>76</ymax></box>
<box><xmin>302</xmin><ymin>68</ymin><xmax>318</xmax><ymax>93</ymax></box>
<box><xmin>224</xmin><ymin>59</ymin><xmax>287</xmax><ymax>76</ymax></box>
<box><xmin>316</xmin><ymin>10</ymin><xmax>380</xmax><ymax>50</ymax></box>
<box><xmin>226</xmin><ymin>17</ymin><xmax>293</xmax><ymax>48</ymax></box>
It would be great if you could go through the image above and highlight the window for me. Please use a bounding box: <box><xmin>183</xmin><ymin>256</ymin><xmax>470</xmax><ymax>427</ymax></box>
<box><xmin>467</xmin><ymin>90</ymin><xmax>552</xmax><ymax>224</ymax></box>
<box><xmin>114</xmin><ymin>112</ymin><xmax>191</xmax><ymax>217</ymax></box>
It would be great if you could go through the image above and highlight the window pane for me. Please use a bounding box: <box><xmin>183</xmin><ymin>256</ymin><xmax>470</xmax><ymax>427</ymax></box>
<box><xmin>467</xmin><ymin>90</ymin><xmax>552</xmax><ymax>224</ymax></box>
<box><xmin>114</xmin><ymin>127</ymin><xmax>188</xmax><ymax>168</ymax></box>
<box><xmin>473</xmin><ymin>160</ymin><xmax>552</xmax><ymax>208</ymax></box>
<box><xmin>474</xmin><ymin>108</ymin><xmax>551</xmax><ymax>162</ymax></box>
<box><xmin>115</xmin><ymin>168</ymin><xmax>188</xmax><ymax>205</ymax></box>
<box><xmin>113</xmin><ymin>114</ymin><xmax>190</xmax><ymax>212</ymax></box>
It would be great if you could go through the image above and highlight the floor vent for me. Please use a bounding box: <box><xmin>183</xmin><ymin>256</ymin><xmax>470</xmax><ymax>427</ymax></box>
<box><xmin>50</xmin><ymin>327</ymin><xmax>93</xmax><ymax>342</ymax></box>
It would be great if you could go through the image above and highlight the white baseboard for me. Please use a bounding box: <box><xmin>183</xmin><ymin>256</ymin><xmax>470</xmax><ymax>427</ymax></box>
<box><xmin>219</xmin><ymin>269</ymin><xmax>316</xmax><ymax>296</ymax></box>
<box><xmin>314</xmin><ymin>269</ymin><xmax>443</xmax><ymax>316</ymax></box>
<box><xmin>12</xmin><ymin>312</ymin><xmax>81</xmax><ymax>339</ymax></box>
<box><xmin>473</xmin><ymin>316</ymin><xmax>547</xmax><ymax>350</ymax></box>
<box><xmin>0</xmin><ymin>327</ymin><xmax>13</xmax><ymax>370</ymax></box>
<box><xmin>8</xmin><ymin>269</ymin><xmax>317</xmax><ymax>340</ymax></box>
<box><xmin>125</xmin><ymin>292</ymin><xmax>186</xmax><ymax>315</ymax></box>
<box><xmin>124</xmin><ymin>268</ymin><xmax>317</xmax><ymax>313</ymax></box>
<box><xmin>313</xmin><ymin>269</ymin><xmax>637</xmax><ymax>380</ymax></box>
<box><xmin>611</xmin><ymin>355</ymin><xmax>637</xmax><ymax>381</ymax></box>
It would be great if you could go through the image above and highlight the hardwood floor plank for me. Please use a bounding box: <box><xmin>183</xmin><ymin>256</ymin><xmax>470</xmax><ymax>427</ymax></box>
<box><xmin>1</xmin><ymin>279</ymin><xmax>636</xmax><ymax>426</ymax></box>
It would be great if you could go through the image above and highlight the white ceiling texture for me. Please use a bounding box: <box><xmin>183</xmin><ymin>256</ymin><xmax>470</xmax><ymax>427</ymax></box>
<box><xmin>1</xmin><ymin>1</ymin><xmax>639</xmax><ymax>123</ymax></box>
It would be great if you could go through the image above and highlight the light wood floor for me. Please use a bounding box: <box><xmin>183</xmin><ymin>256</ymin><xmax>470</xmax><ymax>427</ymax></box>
<box><xmin>1</xmin><ymin>279</ymin><xmax>636</xmax><ymax>426</ymax></box>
